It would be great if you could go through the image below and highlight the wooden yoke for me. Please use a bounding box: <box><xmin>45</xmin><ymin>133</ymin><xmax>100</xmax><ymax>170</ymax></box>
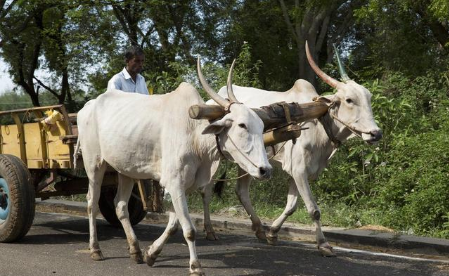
<box><xmin>189</xmin><ymin>101</ymin><xmax>329</xmax><ymax>146</ymax></box>
<box><xmin>189</xmin><ymin>101</ymin><xmax>329</xmax><ymax>131</ymax></box>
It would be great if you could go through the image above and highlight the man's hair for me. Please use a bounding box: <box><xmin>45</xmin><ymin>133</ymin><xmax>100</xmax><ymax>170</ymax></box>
<box><xmin>125</xmin><ymin>46</ymin><xmax>144</xmax><ymax>62</ymax></box>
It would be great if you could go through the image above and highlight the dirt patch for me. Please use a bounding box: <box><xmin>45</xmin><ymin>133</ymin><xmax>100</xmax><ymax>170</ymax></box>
<box><xmin>358</xmin><ymin>224</ymin><xmax>396</xmax><ymax>233</ymax></box>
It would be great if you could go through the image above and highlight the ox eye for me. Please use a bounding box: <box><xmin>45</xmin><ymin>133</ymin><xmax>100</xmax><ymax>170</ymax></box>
<box><xmin>238</xmin><ymin>123</ymin><xmax>247</xmax><ymax>129</ymax></box>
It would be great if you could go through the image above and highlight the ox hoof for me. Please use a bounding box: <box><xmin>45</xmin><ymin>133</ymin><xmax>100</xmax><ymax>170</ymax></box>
<box><xmin>255</xmin><ymin>229</ymin><xmax>267</xmax><ymax>241</ymax></box>
<box><xmin>205</xmin><ymin>231</ymin><xmax>219</xmax><ymax>241</ymax></box>
<box><xmin>144</xmin><ymin>251</ymin><xmax>157</xmax><ymax>267</ymax></box>
<box><xmin>319</xmin><ymin>243</ymin><xmax>336</xmax><ymax>257</ymax></box>
<box><xmin>266</xmin><ymin>234</ymin><xmax>278</xmax><ymax>246</ymax></box>
<box><xmin>131</xmin><ymin>251</ymin><xmax>144</xmax><ymax>264</ymax></box>
<box><xmin>90</xmin><ymin>250</ymin><xmax>104</xmax><ymax>261</ymax></box>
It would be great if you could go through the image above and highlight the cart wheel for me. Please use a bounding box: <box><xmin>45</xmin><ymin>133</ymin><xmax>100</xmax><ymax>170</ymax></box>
<box><xmin>98</xmin><ymin>184</ymin><xmax>148</xmax><ymax>227</ymax></box>
<box><xmin>0</xmin><ymin>154</ymin><xmax>35</xmax><ymax>242</ymax></box>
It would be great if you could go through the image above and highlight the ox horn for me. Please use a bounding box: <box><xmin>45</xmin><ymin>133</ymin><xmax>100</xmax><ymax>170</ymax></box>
<box><xmin>197</xmin><ymin>56</ymin><xmax>230</xmax><ymax>108</ymax></box>
<box><xmin>226</xmin><ymin>59</ymin><xmax>240</xmax><ymax>104</ymax></box>
<box><xmin>333</xmin><ymin>43</ymin><xmax>350</xmax><ymax>82</ymax></box>
<box><xmin>305</xmin><ymin>41</ymin><xmax>340</xmax><ymax>88</ymax></box>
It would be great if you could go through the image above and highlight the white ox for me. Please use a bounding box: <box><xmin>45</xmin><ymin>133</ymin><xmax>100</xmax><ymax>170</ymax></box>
<box><xmin>202</xmin><ymin>42</ymin><xmax>382</xmax><ymax>257</ymax></box>
<box><xmin>75</xmin><ymin>60</ymin><xmax>272</xmax><ymax>275</ymax></box>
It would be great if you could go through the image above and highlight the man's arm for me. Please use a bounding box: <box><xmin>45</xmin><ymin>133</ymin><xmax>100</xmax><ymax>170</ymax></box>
<box><xmin>107</xmin><ymin>75</ymin><xmax>122</xmax><ymax>91</ymax></box>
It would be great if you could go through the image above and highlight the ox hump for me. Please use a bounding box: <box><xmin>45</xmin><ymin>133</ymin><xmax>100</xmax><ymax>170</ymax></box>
<box><xmin>169</xmin><ymin>82</ymin><xmax>203</xmax><ymax>103</ymax></box>
<box><xmin>286</xmin><ymin>79</ymin><xmax>318</xmax><ymax>101</ymax></box>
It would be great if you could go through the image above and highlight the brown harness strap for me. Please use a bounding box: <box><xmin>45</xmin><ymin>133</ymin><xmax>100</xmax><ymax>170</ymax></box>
<box><xmin>279</xmin><ymin>101</ymin><xmax>297</xmax><ymax>144</ymax></box>
<box><xmin>318</xmin><ymin>114</ymin><xmax>341</xmax><ymax>148</ymax></box>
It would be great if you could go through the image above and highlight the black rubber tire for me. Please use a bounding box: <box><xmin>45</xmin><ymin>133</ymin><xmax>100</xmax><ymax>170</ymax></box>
<box><xmin>98</xmin><ymin>183</ymin><xmax>148</xmax><ymax>227</ymax></box>
<box><xmin>0</xmin><ymin>154</ymin><xmax>35</xmax><ymax>242</ymax></box>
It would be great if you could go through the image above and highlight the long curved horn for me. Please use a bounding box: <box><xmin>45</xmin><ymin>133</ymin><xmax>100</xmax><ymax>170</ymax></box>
<box><xmin>226</xmin><ymin>59</ymin><xmax>240</xmax><ymax>104</ymax></box>
<box><xmin>333</xmin><ymin>43</ymin><xmax>350</xmax><ymax>82</ymax></box>
<box><xmin>305</xmin><ymin>41</ymin><xmax>340</xmax><ymax>88</ymax></box>
<box><xmin>197</xmin><ymin>56</ymin><xmax>230</xmax><ymax>108</ymax></box>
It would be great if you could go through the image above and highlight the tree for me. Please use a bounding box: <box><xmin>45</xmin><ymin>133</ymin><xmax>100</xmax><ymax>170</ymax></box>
<box><xmin>408</xmin><ymin>0</ymin><xmax>449</xmax><ymax>49</ymax></box>
<box><xmin>351</xmin><ymin>0</ymin><xmax>448</xmax><ymax>79</ymax></box>
<box><xmin>0</xmin><ymin>0</ymin><xmax>115</xmax><ymax>109</ymax></box>
<box><xmin>221</xmin><ymin>0</ymin><xmax>365</xmax><ymax>91</ymax></box>
<box><xmin>0</xmin><ymin>1</ymin><xmax>46</xmax><ymax>106</ymax></box>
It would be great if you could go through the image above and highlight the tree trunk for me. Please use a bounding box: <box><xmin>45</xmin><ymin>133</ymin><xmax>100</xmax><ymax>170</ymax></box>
<box><xmin>279</xmin><ymin>0</ymin><xmax>350</xmax><ymax>90</ymax></box>
<box><xmin>15</xmin><ymin>39</ymin><xmax>40</xmax><ymax>106</ymax></box>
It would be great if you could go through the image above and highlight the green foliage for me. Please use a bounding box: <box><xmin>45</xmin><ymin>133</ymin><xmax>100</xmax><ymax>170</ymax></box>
<box><xmin>145</xmin><ymin>62</ymin><xmax>194</xmax><ymax>95</ymax></box>
<box><xmin>430</xmin><ymin>0</ymin><xmax>449</xmax><ymax>20</ymax></box>
<box><xmin>375</xmin><ymin>125</ymin><xmax>449</xmax><ymax>237</ymax></box>
<box><xmin>223</xmin><ymin>0</ymin><xmax>298</xmax><ymax>90</ymax></box>
<box><xmin>353</xmin><ymin>0</ymin><xmax>448</xmax><ymax>79</ymax></box>
<box><xmin>233</xmin><ymin>42</ymin><xmax>263</xmax><ymax>88</ymax></box>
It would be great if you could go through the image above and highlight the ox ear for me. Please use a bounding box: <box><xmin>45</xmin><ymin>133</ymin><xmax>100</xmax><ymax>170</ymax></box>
<box><xmin>202</xmin><ymin>118</ymin><xmax>233</xmax><ymax>135</ymax></box>
<box><xmin>313</xmin><ymin>95</ymin><xmax>336</xmax><ymax>106</ymax></box>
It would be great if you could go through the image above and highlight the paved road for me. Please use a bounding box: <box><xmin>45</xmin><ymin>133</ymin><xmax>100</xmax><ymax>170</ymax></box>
<box><xmin>1</xmin><ymin>212</ymin><xmax>448</xmax><ymax>276</ymax></box>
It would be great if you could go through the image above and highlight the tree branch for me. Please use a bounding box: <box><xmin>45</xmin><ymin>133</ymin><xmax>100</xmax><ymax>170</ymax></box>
<box><xmin>33</xmin><ymin>76</ymin><xmax>60</xmax><ymax>98</ymax></box>
<box><xmin>0</xmin><ymin>0</ymin><xmax>18</xmax><ymax>19</ymax></box>
<box><xmin>111</xmin><ymin>5</ymin><xmax>132</xmax><ymax>41</ymax></box>
<box><xmin>279</xmin><ymin>0</ymin><xmax>300</xmax><ymax>46</ymax></box>
<box><xmin>414</xmin><ymin>6</ymin><xmax>449</xmax><ymax>50</ymax></box>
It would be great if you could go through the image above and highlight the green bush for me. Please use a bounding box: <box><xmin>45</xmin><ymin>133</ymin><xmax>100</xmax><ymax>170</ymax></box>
<box><xmin>373</xmin><ymin>113</ymin><xmax>449</xmax><ymax>237</ymax></box>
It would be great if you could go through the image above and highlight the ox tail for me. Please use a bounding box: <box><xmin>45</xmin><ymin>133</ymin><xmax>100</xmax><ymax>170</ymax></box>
<box><xmin>213</xmin><ymin>171</ymin><xmax>227</xmax><ymax>200</ymax></box>
<box><xmin>73</xmin><ymin>138</ymin><xmax>81</xmax><ymax>169</ymax></box>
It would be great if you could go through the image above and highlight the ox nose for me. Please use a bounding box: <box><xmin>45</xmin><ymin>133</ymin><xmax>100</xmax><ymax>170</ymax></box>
<box><xmin>371</xmin><ymin>129</ymin><xmax>383</xmax><ymax>141</ymax></box>
<box><xmin>259</xmin><ymin>166</ymin><xmax>272</xmax><ymax>179</ymax></box>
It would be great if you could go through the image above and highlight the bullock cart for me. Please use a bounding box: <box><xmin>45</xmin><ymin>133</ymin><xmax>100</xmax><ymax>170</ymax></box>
<box><xmin>0</xmin><ymin>105</ymin><xmax>156</xmax><ymax>242</ymax></box>
<box><xmin>0</xmin><ymin>100</ymin><xmax>328</xmax><ymax>242</ymax></box>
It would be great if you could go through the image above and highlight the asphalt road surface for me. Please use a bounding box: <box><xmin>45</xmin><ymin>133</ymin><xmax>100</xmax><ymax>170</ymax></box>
<box><xmin>0</xmin><ymin>212</ymin><xmax>448</xmax><ymax>276</ymax></box>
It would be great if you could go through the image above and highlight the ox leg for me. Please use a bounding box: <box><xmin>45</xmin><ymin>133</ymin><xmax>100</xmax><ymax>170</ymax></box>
<box><xmin>201</xmin><ymin>182</ymin><xmax>218</xmax><ymax>241</ymax></box>
<box><xmin>170</xmin><ymin>188</ymin><xmax>204</xmax><ymax>275</ymax></box>
<box><xmin>145</xmin><ymin>211</ymin><xmax>178</xmax><ymax>266</ymax></box>
<box><xmin>235</xmin><ymin>168</ymin><xmax>266</xmax><ymax>241</ymax></box>
<box><xmin>86</xmin><ymin>163</ymin><xmax>107</xmax><ymax>261</ymax></box>
<box><xmin>267</xmin><ymin>179</ymin><xmax>298</xmax><ymax>245</ymax></box>
<box><xmin>115</xmin><ymin>174</ymin><xmax>143</xmax><ymax>263</ymax></box>
<box><xmin>292</xmin><ymin>174</ymin><xmax>335</xmax><ymax>257</ymax></box>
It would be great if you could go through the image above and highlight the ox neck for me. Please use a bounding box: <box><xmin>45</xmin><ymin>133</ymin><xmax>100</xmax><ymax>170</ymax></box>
<box><xmin>318</xmin><ymin>112</ymin><xmax>342</xmax><ymax>149</ymax></box>
<box><xmin>195</xmin><ymin>121</ymin><xmax>225</xmax><ymax>162</ymax></box>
